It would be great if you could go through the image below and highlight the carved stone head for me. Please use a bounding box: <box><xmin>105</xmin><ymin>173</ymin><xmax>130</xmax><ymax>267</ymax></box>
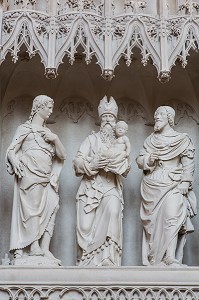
<box><xmin>98</xmin><ymin>96</ymin><xmax>118</xmax><ymax>119</ymax></box>
<box><xmin>154</xmin><ymin>106</ymin><xmax>175</xmax><ymax>132</ymax></box>
<box><xmin>29</xmin><ymin>95</ymin><xmax>54</xmax><ymax>123</ymax></box>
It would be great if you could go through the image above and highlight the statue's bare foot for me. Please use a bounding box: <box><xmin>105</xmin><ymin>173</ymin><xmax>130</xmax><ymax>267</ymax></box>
<box><xmin>164</xmin><ymin>257</ymin><xmax>180</xmax><ymax>266</ymax></box>
<box><xmin>14</xmin><ymin>249</ymin><xmax>23</xmax><ymax>259</ymax></box>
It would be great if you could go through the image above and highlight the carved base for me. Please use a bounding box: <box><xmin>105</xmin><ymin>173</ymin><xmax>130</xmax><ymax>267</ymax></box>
<box><xmin>1</xmin><ymin>267</ymin><xmax>199</xmax><ymax>300</ymax></box>
<box><xmin>12</xmin><ymin>255</ymin><xmax>61</xmax><ymax>267</ymax></box>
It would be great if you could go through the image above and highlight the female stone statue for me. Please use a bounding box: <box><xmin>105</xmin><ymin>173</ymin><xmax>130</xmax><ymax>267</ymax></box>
<box><xmin>6</xmin><ymin>95</ymin><xmax>66</xmax><ymax>263</ymax></box>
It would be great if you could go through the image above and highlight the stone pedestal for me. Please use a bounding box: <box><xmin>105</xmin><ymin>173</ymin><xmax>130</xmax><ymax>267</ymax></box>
<box><xmin>1</xmin><ymin>267</ymin><xmax>199</xmax><ymax>299</ymax></box>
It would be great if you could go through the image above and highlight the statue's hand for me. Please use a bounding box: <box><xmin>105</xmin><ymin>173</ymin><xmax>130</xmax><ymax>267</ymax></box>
<box><xmin>12</xmin><ymin>160</ymin><xmax>23</xmax><ymax>178</ymax></box>
<box><xmin>178</xmin><ymin>182</ymin><xmax>190</xmax><ymax>195</ymax></box>
<box><xmin>148</xmin><ymin>153</ymin><xmax>159</xmax><ymax>166</ymax></box>
<box><xmin>42</xmin><ymin>131</ymin><xmax>58</xmax><ymax>143</ymax></box>
<box><xmin>89</xmin><ymin>156</ymin><xmax>110</xmax><ymax>171</ymax></box>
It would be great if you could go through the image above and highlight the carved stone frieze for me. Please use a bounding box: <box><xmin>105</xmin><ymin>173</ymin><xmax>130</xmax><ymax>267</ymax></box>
<box><xmin>56</xmin><ymin>98</ymin><xmax>97</xmax><ymax>123</ymax></box>
<box><xmin>1</xmin><ymin>1</ymin><xmax>199</xmax><ymax>80</ymax></box>
<box><xmin>118</xmin><ymin>100</ymin><xmax>148</xmax><ymax>124</ymax></box>
<box><xmin>54</xmin><ymin>99</ymin><xmax>151</xmax><ymax>124</ymax></box>
<box><xmin>50</xmin><ymin>98</ymin><xmax>199</xmax><ymax>126</ymax></box>
<box><xmin>1</xmin><ymin>284</ymin><xmax>199</xmax><ymax>300</ymax></box>
<box><xmin>1</xmin><ymin>267</ymin><xmax>199</xmax><ymax>299</ymax></box>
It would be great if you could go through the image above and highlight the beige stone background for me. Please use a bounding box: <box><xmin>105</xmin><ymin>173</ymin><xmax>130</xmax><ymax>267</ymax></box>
<box><xmin>1</xmin><ymin>48</ymin><xmax>199</xmax><ymax>266</ymax></box>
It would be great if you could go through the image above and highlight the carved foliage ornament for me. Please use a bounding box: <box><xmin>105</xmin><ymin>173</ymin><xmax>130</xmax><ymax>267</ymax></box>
<box><xmin>179</xmin><ymin>1</ymin><xmax>199</xmax><ymax>14</ymax></box>
<box><xmin>124</xmin><ymin>0</ymin><xmax>147</xmax><ymax>13</ymax></box>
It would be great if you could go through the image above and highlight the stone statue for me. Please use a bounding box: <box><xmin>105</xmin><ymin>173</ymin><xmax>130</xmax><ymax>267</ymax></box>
<box><xmin>115</xmin><ymin>121</ymin><xmax>131</xmax><ymax>157</ymax></box>
<box><xmin>73</xmin><ymin>96</ymin><xmax>131</xmax><ymax>266</ymax></box>
<box><xmin>136</xmin><ymin>106</ymin><xmax>197</xmax><ymax>266</ymax></box>
<box><xmin>6</xmin><ymin>95</ymin><xmax>66</xmax><ymax>265</ymax></box>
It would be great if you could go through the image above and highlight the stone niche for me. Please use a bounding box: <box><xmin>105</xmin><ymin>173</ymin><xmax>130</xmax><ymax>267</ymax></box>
<box><xmin>1</xmin><ymin>48</ymin><xmax>199</xmax><ymax>267</ymax></box>
<box><xmin>1</xmin><ymin>47</ymin><xmax>199</xmax><ymax>298</ymax></box>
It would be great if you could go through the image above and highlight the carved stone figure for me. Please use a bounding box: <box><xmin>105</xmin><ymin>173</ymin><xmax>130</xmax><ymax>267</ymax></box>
<box><xmin>6</xmin><ymin>95</ymin><xmax>66</xmax><ymax>265</ymax></box>
<box><xmin>73</xmin><ymin>96</ymin><xmax>131</xmax><ymax>266</ymax></box>
<box><xmin>115</xmin><ymin>121</ymin><xmax>131</xmax><ymax>157</ymax></box>
<box><xmin>136</xmin><ymin>106</ymin><xmax>197</xmax><ymax>266</ymax></box>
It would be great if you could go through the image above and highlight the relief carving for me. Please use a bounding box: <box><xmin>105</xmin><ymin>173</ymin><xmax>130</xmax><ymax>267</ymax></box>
<box><xmin>0</xmin><ymin>286</ymin><xmax>199</xmax><ymax>300</ymax></box>
<box><xmin>118</xmin><ymin>100</ymin><xmax>148</xmax><ymax>124</ymax></box>
<box><xmin>56</xmin><ymin>97</ymin><xmax>97</xmax><ymax>123</ymax></box>
<box><xmin>164</xmin><ymin>100</ymin><xmax>199</xmax><ymax>125</ymax></box>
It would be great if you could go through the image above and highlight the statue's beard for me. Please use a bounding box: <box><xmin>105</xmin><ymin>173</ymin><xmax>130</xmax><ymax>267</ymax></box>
<box><xmin>100</xmin><ymin>123</ymin><xmax>116</xmax><ymax>146</ymax></box>
<box><xmin>154</xmin><ymin>120</ymin><xmax>164</xmax><ymax>132</ymax></box>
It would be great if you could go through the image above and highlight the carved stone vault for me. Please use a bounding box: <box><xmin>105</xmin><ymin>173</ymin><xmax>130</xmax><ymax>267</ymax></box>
<box><xmin>1</xmin><ymin>0</ymin><xmax>199</xmax><ymax>82</ymax></box>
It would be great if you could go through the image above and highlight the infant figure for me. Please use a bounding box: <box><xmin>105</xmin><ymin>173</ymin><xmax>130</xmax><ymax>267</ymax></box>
<box><xmin>115</xmin><ymin>121</ymin><xmax>131</xmax><ymax>157</ymax></box>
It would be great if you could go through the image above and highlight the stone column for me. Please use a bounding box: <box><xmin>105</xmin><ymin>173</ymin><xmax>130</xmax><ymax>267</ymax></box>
<box><xmin>103</xmin><ymin>0</ymin><xmax>114</xmax><ymax>80</ymax></box>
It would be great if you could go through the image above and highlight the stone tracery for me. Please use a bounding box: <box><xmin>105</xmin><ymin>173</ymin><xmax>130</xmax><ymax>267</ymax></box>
<box><xmin>1</xmin><ymin>0</ymin><xmax>199</xmax><ymax>81</ymax></box>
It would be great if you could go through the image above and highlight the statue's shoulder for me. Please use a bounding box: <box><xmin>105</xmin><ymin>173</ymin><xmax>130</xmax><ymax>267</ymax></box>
<box><xmin>173</xmin><ymin>130</ymin><xmax>189</xmax><ymax>139</ymax></box>
<box><xmin>145</xmin><ymin>132</ymin><xmax>154</xmax><ymax>141</ymax></box>
<box><xmin>16</xmin><ymin>121</ymin><xmax>31</xmax><ymax>133</ymax></box>
<box><xmin>88</xmin><ymin>131</ymin><xmax>99</xmax><ymax>139</ymax></box>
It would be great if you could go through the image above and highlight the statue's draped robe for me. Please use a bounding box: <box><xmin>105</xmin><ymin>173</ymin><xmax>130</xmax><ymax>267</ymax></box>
<box><xmin>6</xmin><ymin>123</ymin><xmax>63</xmax><ymax>252</ymax></box>
<box><xmin>73</xmin><ymin>132</ymin><xmax>130</xmax><ymax>266</ymax></box>
<box><xmin>136</xmin><ymin>130</ymin><xmax>196</xmax><ymax>265</ymax></box>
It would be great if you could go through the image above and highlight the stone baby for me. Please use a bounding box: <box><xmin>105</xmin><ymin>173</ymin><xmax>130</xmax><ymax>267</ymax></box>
<box><xmin>115</xmin><ymin>121</ymin><xmax>131</xmax><ymax>157</ymax></box>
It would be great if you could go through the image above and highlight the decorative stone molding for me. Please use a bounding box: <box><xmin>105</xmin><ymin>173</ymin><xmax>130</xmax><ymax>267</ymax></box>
<box><xmin>1</xmin><ymin>267</ymin><xmax>199</xmax><ymax>300</ymax></box>
<box><xmin>1</xmin><ymin>1</ymin><xmax>199</xmax><ymax>81</ymax></box>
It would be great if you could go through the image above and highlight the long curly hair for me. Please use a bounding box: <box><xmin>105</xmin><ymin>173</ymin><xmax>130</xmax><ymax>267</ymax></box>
<box><xmin>28</xmin><ymin>95</ymin><xmax>54</xmax><ymax>124</ymax></box>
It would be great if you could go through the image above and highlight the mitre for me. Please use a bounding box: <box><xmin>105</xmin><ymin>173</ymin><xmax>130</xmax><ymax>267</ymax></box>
<box><xmin>98</xmin><ymin>96</ymin><xmax>118</xmax><ymax>118</ymax></box>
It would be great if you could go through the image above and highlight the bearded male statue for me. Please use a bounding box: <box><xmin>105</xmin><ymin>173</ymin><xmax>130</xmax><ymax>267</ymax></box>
<box><xmin>73</xmin><ymin>96</ymin><xmax>131</xmax><ymax>266</ymax></box>
<box><xmin>136</xmin><ymin>106</ymin><xmax>197</xmax><ymax>266</ymax></box>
